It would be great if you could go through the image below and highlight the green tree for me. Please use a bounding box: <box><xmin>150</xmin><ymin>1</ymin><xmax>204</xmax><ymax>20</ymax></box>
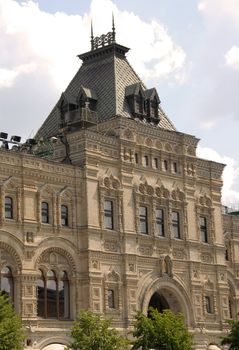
<box><xmin>131</xmin><ymin>308</ymin><xmax>193</xmax><ymax>350</ymax></box>
<box><xmin>67</xmin><ymin>310</ymin><xmax>128</xmax><ymax>350</ymax></box>
<box><xmin>221</xmin><ymin>319</ymin><xmax>239</xmax><ymax>350</ymax></box>
<box><xmin>0</xmin><ymin>292</ymin><xmax>25</xmax><ymax>350</ymax></box>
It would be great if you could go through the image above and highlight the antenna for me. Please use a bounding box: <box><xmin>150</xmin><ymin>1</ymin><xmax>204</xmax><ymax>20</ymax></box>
<box><xmin>91</xmin><ymin>19</ymin><xmax>94</xmax><ymax>50</ymax></box>
<box><xmin>112</xmin><ymin>13</ymin><xmax>116</xmax><ymax>42</ymax></box>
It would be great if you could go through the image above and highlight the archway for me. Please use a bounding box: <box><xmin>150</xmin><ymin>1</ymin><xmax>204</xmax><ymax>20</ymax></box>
<box><xmin>148</xmin><ymin>292</ymin><xmax>169</xmax><ymax>312</ymax></box>
<box><xmin>148</xmin><ymin>288</ymin><xmax>182</xmax><ymax>315</ymax></box>
<box><xmin>42</xmin><ymin>344</ymin><xmax>65</xmax><ymax>350</ymax></box>
<box><xmin>140</xmin><ymin>277</ymin><xmax>194</xmax><ymax>326</ymax></box>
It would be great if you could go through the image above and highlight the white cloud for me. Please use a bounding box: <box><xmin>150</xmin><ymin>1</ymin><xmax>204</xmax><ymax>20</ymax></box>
<box><xmin>0</xmin><ymin>63</ymin><xmax>36</xmax><ymax>88</ymax></box>
<box><xmin>225</xmin><ymin>46</ymin><xmax>239</xmax><ymax>70</ymax></box>
<box><xmin>198</xmin><ymin>0</ymin><xmax>239</xmax><ymax>23</ymax></box>
<box><xmin>0</xmin><ymin>0</ymin><xmax>187</xmax><ymax>91</ymax></box>
<box><xmin>199</xmin><ymin>121</ymin><xmax>215</xmax><ymax>130</ymax></box>
<box><xmin>197</xmin><ymin>146</ymin><xmax>239</xmax><ymax>205</ymax></box>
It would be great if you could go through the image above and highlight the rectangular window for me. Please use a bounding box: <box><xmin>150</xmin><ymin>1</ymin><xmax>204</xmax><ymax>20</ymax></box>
<box><xmin>135</xmin><ymin>153</ymin><xmax>139</xmax><ymax>164</ymax></box>
<box><xmin>61</xmin><ymin>205</ymin><xmax>68</xmax><ymax>226</ymax></box>
<box><xmin>104</xmin><ymin>200</ymin><xmax>114</xmax><ymax>230</ymax></box>
<box><xmin>153</xmin><ymin>158</ymin><xmax>158</xmax><ymax>169</ymax></box>
<box><xmin>172</xmin><ymin>211</ymin><xmax>180</xmax><ymax>238</ymax></box>
<box><xmin>173</xmin><ymin>162</ymin><xmax>178</xmax><ymax>173</ymax></box>
<box><xmin>200</xmin><ymin>216</ymin><xmax>208</xmax><ymax>242</ymax></box>
<box><xmin>163</xmin><ymin>160</ymin><xmax>168</xmax><ymax>171</ymax></box>
<box><xmin>108</xmin><ymin>289</ymin><xmax>115</xmax><ymax>309</ymax></box>
<box><xmin>155</xmin><ymin>208</ymin><xmax>164</xmax><ymax>236</ymax></box>
<box><xmin>205</xmin><ymin>296</ymin><xmax>212</xmax><ymax>313</ymax></box>
<box><xmin>142</xmin><ymin>155</ymin><xmax>149</xmax><ymax>167</ymax></box>
<box><xmin>41</xmin><ymin>202</ymin><xmax>49</xmax><ymax>224</ymax></box>
<box><xmin>140</xmin><ymin>206</ymin><xmax>148</xmax><ymax>234</ymax></box>
<box><xmin>5</xmin><ymin>197</ymin><xmax>13</xmax><ymax>219</ymax></box>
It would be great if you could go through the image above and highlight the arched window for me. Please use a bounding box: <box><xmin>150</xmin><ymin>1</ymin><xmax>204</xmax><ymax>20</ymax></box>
<box><xmin>5</xmin><ymin>197</ymin><xmax>13</xmax><ymax>219</ymax></box>
<box><xmin>59</xmin><ymin>271</ymin><xmax>69</xmax><ymax>318</ymax></box>
<box><xmin>1</xmin><ymin>266</ymin><xmax>13</xmax><ymax>299</ymax></box>
<box><xmin>41</xmin><ymin>202</ymin><xmax>49</xmax><ymax>223</ymax></box>
<box><xmin>37</xmin><ymin>270</ymin><xmax>70</xmax><ymax>319</ymax></box>
<box><xmin>61</xmin><ymin>205</ymin><xmax>68</xmax><ymax>226</ymax></box>
<box><xmin>37</xmin><ymin>270</ymin><xmax>45</xmax><ymax>317</ymax></box>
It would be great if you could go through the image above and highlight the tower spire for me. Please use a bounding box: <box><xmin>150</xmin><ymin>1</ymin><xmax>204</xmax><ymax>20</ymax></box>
<box><xmin>91</xmin><ymin>19</ymin><xmax>94</xmax><ymax>50</ymax></box>
<box><xmin>112</xmin><ymin>13</ymin><xmax>116</xmax><ymax>42</ymax></box>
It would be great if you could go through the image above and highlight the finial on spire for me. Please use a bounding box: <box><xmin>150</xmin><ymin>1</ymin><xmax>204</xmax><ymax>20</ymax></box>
<box><xmin>90</xmin><ymin>20</ymin><xmax>94</xmax><ymax>50</ymax></box>
<box><xmin>112</xmin><ymin>13</ymin><xmax>116</xmax><ymax>42</ymax></box>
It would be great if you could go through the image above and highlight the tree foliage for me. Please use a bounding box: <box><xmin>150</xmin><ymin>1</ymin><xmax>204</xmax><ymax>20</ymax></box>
<box><xmin>0</xmin><ymin>292</ymin><xmax>25</xmax><ymax>350</ymax></box>
<box><xmin>131</xmin><ymin>308</ymin><xmax>193</xmax><ymax>350</ymax></box>
<box><xmin>67</xmin><ymin>310</ymin><xmax>128</xmax><ymax>350</ymax></box>
<box><xmin>221</xmin><ymin>319</ymin><xmax>239</xmax><ymax>350</ymax></box>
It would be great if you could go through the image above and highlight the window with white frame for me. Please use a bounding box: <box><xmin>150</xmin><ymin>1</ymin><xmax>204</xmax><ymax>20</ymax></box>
<box><xmin>200</xmin><ymin>216</ymin><xmax>208</xmax><ymax>243</ymax></box>
<box><xmin>172</xmin><ymin>210</ymin><xmax>180</xmax><ymax>238</ymax></box>
<box><xmin>41</xmin><ymin>202</ymin><xmax>49</xmax><ymax>224</ymax></box>
<box><xmin>5</xmin><ymin>197</ymin><xmax>13</xmax><ymax>219</ymax></box>
<box><xmin>155</xmin><ymin>208</ymin><xmax>164</xmax><ymax>236</ymax></box>
<box><xmin>104</xmin><ymin>200</ymin><xmax>114</xmax><ymax>230</ymax></box>
<box><xmin>37</xmin><ymin>269</ymin><xmax>70</xmax><ymax>319</ymax></box>
<box><xmin>61</xmin><ymin>205</ymin><xmax>68</xmax><ymax>226</ymax></box>
<box><xmin>139</xmin><ymin>206</ymin><xmax>148</xmax><ymax>234</ymax></box>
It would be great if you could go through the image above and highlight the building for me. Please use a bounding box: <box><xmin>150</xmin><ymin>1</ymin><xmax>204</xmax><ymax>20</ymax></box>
<box><xmin>0</xmin><ymin>24</ymin><xmax>238</xmax><ymax>350</ymax></box>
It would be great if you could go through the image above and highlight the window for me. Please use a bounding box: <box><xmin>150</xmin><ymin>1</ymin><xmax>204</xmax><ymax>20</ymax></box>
<box><xmin>104</xmin><ymin>200</ymin><xmax>114</xmax><ymax>230</ymax></box>
<box><xmin>135</xmin><ymin>91</ymin><xmax>144</xmax><ymax>114</ymax></box>
<box><xmin>37</xmin><ymin>270</ymin><xmax>69</xmax><ymax>319</ymax></box>
<box><xmin>163</xmin><ymin>160</ymin><xmax>168</xmax><ymax>171</ymax></box>
<box><xmin>140</xmin><ymin>206</ymin><xmax>148</xmax><ymax>234</ymax></box>
<box><xmin>135</xmin><ymin>153</ymin><xmax>139</xmax><ymax>164</ymax></box>
<box><xmin>5</xmin><ymin>197</ymin><xmax>13</xmax><ymax>219</ymax></box>
<box><xmin>172</xmin><ymin>211</ymin><xmax>180</xmax><ymax>238</ymax></box>
<box><xmin>142</xmin><ymin>155</ymin><xmax>149</xmax><ymax>167</ymax></box>
<box><xmin>41</xmin><ymin>202</ymin><xmax>49</xmax><ymax>224</ymax></box>
<box><xmin>229</xmin><ymin>298</ymin><xmax>233</xmax><ymax>318</ymax></box>
<box><xmin>153</xmin><ymin>158</ymin><xmax>158</xmax><ymax>169</ymax></box>
<box><xmin>225</xmin><ymin>245</ymin><xmax>229</xmax><ymax>261</ymax></box>
<box><xmin>155</xmin><ymin>209</ymin><xmax>164</xmax><ymax>236</ymax></box>
<box><xmin>205</xmin><ymin>296</ymin><xmax>212</xmax><ymax>314</ymax></box>
<box><xmin>108</xmin><ymin>289</ymin><xmax>115</xmax><ymax>309</ymax></box>
<box><xmin>200</xmin><ymin>216</ymin><xmax>208</xmax><ymax>242</ymax></box>
<box><xmin>172</xmin><ymin>162</ymin><xmax>178</xmax><ymax>173</ymax></box>
<box><xmin>61</xmin><ymin>205</ymin><xmax>68</xmax><ymax>226</ymax></box>
<box><xmin>150</xmin><ymin>98</ymin><xmax>158</xmax><ymax>118</ymax></box>
<box><xmin>0</xmin><ymin>266</ymin><xmax>13</xmax><ymax>299</ymax></box>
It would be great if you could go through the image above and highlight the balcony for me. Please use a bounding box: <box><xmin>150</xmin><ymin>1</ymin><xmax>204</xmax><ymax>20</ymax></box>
<box><xmin>64</xmin><ymin>107</ymin><xmax>98</xmax><ymax>127</ymax></box>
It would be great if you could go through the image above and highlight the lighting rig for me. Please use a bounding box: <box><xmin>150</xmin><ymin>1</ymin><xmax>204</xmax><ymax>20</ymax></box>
<box><xmin>0</xmin><ymin>132</ymin><xmax>37</xmax><ymax>152</ymax></box>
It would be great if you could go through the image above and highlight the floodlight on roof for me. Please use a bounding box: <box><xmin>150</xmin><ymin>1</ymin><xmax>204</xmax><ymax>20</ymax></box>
<box><xmin>11</xmin><ymin>135</ymin><xmax>21</xmax><ymax>143</ymax></box>
<box><xmin>0</xmin><ymin>132</ymin><xmax>8</xmax><ymax>140</ymax></box>
<box><xmin>26</xmin><ymin>138</ymin><xmax>37</xmax><ymax>146</ymax></box>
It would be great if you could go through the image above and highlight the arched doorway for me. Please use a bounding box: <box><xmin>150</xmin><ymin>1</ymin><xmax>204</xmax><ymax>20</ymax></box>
<box><xmin>148</xmin><ymin>292</ymin><xmax>169</xmax><ymax>312</ymax></box>
<box><xmin>42</xmin><ymin>344</ymin><xmax>65</xmax><ymax>350</ymax></box>
<box><xmin>140</xmin><ymin>277</ymin><xmax>194</xmax><ymax>326</ymax></box>
<box><xmin>148</xmin><ymin>288</ymin><xmax>183</xmax><ymax>314</ymax></box>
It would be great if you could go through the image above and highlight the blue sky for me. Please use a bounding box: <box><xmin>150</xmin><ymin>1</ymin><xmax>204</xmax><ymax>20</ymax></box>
<box><xmin>1</xmin><ymin>0</ymin><xmax>239</xmax><ymax>205</ymax></box>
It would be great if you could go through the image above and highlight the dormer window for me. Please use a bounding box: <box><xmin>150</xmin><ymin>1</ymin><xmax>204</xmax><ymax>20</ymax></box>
<box><xmin>125</xmin><ymin>83</ymin><xmax>145</xmax><ymax>118</ymax></box>
<box><xmin>77</xmin><ymin>86</ymin><xmax>98</xmax><ymax>112</ymax></box>
<box><xmin>126</xmin><ymin>84</ymin><xmax>160</xmax><ymax>123</ymax></box>
<box><xmin>145</xmin><ymin>88</ymin><xmax>160</xmax><ymax>123</ymax></box>
<box><xmin>135</xmin><ymin>90</ymin><xmax>144</xmax><ymax>114</ymax></box>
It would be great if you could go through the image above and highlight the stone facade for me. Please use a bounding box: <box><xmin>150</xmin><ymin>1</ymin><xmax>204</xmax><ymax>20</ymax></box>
<box><xmin>0</xmin><ymin>28</ymin><xmax>238</xmax><ymax>350</ymax></box>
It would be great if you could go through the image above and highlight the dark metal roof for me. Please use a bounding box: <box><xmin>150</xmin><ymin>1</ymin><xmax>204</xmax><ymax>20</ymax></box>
<box><xmin>36</xmin><ymin>42</ymin><xmax>176</xmax><ymax>139</ymax></box>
